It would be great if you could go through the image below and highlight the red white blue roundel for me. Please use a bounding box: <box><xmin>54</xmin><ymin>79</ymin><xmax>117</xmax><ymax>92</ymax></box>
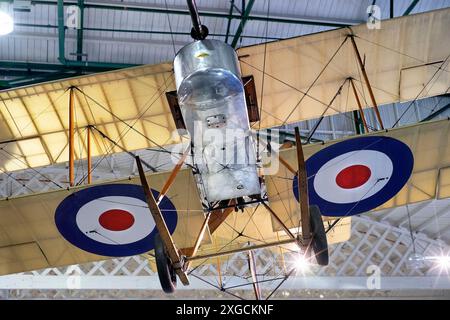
<box><xmin>55</xmin><ymin>184</ymin><xmax>177</xmax><ymax>257</ymax></box>
<box><xmin>293</xmin><ymin>136</ymin><xmax>414</xmax><ymax>217</ymax></box>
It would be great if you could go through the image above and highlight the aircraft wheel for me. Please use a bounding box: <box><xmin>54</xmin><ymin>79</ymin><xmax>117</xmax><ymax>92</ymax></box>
<box><xmin>309</xmin><ymin>205</ymin><xmax>329</xmax><ymax>266</ymax></box>
<box><xmin>154</xmin><ymin>233</ymin><xmax>177</xmax><ymax>293</ymax></box>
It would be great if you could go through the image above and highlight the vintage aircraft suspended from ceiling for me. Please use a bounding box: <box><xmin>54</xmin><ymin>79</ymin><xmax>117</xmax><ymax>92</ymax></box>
<box><xmin>0</xmin><ymin>1</ymin><xmax>448</xmax><ymax>298</ymax></box>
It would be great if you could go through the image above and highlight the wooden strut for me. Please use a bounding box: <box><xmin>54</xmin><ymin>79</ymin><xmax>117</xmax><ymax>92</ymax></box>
<box><xmin>349</xmin><ymin>77</ymin><xmax>369</xmax><ymax>132</ymax></box>
<box><xmin>87</xmin><ymin>126</ymin><xmax>92</xmax><ymax>184</ymax></box>
<box><xmin>349</xmin><ymin>35</ymin><xmax>384</xmax><ymax>130</ymax></box>
<box><xmin>278</xmin><ymin>153</ymin><xmax>297</xmax><ymax>175</ymax></box>
<box><xmin>256</xmin><ymin>132</ymin><xmax>297</xmax><ymax>175</ymax></box>
<box><xmin>135</xmin><ymin>156</ymin><xmax>190</xmax><ymax>285</ymax></box>
<box><xmin>208</xmin><ymin>200</ymin><xmax>236</xmax><ymax>234</ymax></box>
<box><xmin>184</xmin><ymin>210</ymin><xmax>212</xmax><ymax>270</ymax></box>
<box><xmin>294</xmin><ymin>127</ymin><xmax>311</xmax><ymax>247</ymax></box>
<box><xmin>186</xmin><ymin>238</ymin><xmax>298</xmax><ymax>262</ymax></box>
<box><xmin>68</xmin><ymin>87</ymin><xmax>75</xmax><ymax>187</ymax></box>
<box><xmin>248</xmin><ymin>249</ymin><xmax>261</xmax><ymax>300</ymax></box>
<box><xmin>262</xmin><ymin>202</ymin><xmax>300</xmax><ymax>247</ymax></box>
<box><xmin>156</xmin><ymin>146</ymin><xmax>190</xmax><ymax>204</ymax></box>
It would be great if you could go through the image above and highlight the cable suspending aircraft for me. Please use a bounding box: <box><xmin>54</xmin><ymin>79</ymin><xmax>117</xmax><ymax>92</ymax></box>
<box><xmin>0</xmin><ymin>1</ymin><xmax>449</xmax><ymax>299</ymax></box>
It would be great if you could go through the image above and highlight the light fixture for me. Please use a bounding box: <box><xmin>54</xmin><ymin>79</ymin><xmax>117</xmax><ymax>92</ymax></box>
<box><xmin>0</xmin><ymin>11</ymin><xmax>14</xmax><ymax>36</ymax></box>
<box><xmin>407</xmin><ymin>252</ymin><xmax>425</xmax><ymax>270</ymax></box>
<box><xmin>294</xmin><ymin>254</ymin><xmax>310</xmax><ymax>273</ymax></box>
<box><xmin>434</xmin><ymin>255</ymin><xmax>450</xmax><ymax>269</ymax></box>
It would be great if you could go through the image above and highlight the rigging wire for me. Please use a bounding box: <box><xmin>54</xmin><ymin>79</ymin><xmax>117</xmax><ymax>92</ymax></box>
<box><xmin>392</xmin><ymin>54</ymin><xmax>450</xmax><ymax>128</ymax></box>
<box><xmin>163</xmin><ymin>0</ymin><xmax>177</xmax><ymax>56</ymax></box>
<box><xmin>0</xmin><ymin>147</ymin><xmax>63</xmax><ymax>189</ymax></box>
<box><xmin>239</xmin><ymin>59</ymin><xmax>378</xmax><ymax>132</ymax></box>
<box><xmin>354</xmin><ymin>35</ymin><xmax>450</xmax><ymax>76</ymax></box>
<box><xmin>281</xmin><ymin>37</ymin><xmax>348</xmax><ymax>126</ymax></box>
<box><xmin>74</xmin><ymin>76</ymin><xmax>184</xmax><ymax>184</ymax></box>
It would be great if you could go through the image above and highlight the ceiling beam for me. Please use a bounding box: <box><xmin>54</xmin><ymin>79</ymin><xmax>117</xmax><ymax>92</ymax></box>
<box><xmin>7</xmin><ymin>31</ymin><xmax>190</xmax><ymax>47</ymax></box>
<box><xmin>403</xmin><ymin>0</ymin><xmax>420</xmax><ymax>16</ymax></box>
<box><xmin>390</xmin><ymin>0</ymin><xmax>394</xmax><ymax>18</ymax></box>
<box><xmin>76</xmin><ymin>0</ymin><xmax>85</xmax><ymax>62</ymax></box>
<box><xmin>31</xmin><ymin>0</ymin><xmax>361</xmax><ymax>27</ymax></box>
<box><xmin>14</xmin><ymin>23</ymin><xmax>283</xmax><ymax>41</ymax></box>
<box><xmin>0</xmin><ymin>61</ymin><xmax>119</xmax><ymax>73</ymax></box>
<box><xmin>231</xmin><ymin>0</ymin><xmax>255</xmax><ymax>48</ymax></box>
<box><xmin>224</xmin><ymin>0</ymin><xmax>235</xmax><ymax>44</ymax></box>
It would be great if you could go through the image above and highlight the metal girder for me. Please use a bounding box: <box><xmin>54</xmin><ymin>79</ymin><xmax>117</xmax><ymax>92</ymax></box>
<box><xmin>0</xmin><ymin>61</ymin><xmax>122</xmax><ymax>73</ymax></box>
<box><xmin>31</xmin><ymin>0</ymin><xmax>360</xmax><ymax>27</ymax></box>
<box><xmin>421</xmin><ymin>101</ymin><xmax>450</xmax><ymax>122</ymax></box>
<box><xmin>14</xmin><ymin>23</ymin><xmax>283</xmax><ymax>41</ymax></box>
<box><xmin>231</xmin><ymin>0</ymin><xmax>256</xmax><ymax>48</ymax></box>
<box><xmin>403</xmin><ymin>0</ymin><xmax>420</xmax><ymax>16</ymax></box>
<box><xmin>390</xmin><ymin>0</ymin><xmax>394</xmax><ymax>18</ymax></box>
<box><xmin>0</xmin><ymin>71</ymin><xmax>80</xmax><ymax>89</ymax></box>
<box><xmin>224</xmin><ymin>0</ymin><xmax>235</xmax><ymax>44</ymax></box>
<box><xmin>56</xmin><ymin>0</ymin><xmax>135</xmax><ymax>69</ymax></box>
<box><xmin>76</xmin><ymin>0</ymin><xmax>85</xmax><ymax>62</ymax></box>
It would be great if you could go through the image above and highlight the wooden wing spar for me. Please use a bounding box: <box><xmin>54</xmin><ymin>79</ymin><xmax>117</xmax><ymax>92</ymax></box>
<box><xmin>0</xmin><ymin>9</ymin><xmax>449</xmax><ymax>173</ymax></box>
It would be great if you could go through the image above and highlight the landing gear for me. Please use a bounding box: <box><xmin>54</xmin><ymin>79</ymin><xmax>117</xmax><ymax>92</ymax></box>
<box><xmin>154</xmin><ymin>233</ymin><xmax>177</xmax><ymax>293</ymax></box>
<box><xmin>309</xmin><ymin>205</ymin><xmax>329</xmax><ymax>266</ymax></box>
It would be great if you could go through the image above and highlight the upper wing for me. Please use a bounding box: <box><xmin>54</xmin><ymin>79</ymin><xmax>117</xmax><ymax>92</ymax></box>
<box><xmin>0</xmin><ymin>9</ymin><xmax>448</xmax><ymax>174</ymax></box>
<box><xmin>238</xmin><ymin>8</ymin><xmax>450</xmax><ymax>128</ymax></box>
<box><xmin>266</xmin><ymin>119</ymin><xmax>450</xmax><ymax>226</ymax></box>
<box><xmin>0</xmin><ymin>63</ymin><xmax>177</xmax><ymax>172</ymax></box>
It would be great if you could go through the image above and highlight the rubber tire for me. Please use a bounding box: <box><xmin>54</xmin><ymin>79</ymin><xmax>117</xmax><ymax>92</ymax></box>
<box><xmin>309</xmin><ymin>205</ymin><xmax>329</xmax><ymax>266</ymax></box>
<box><xmin>154</xmin><ymin>233</ymin><xmax>177</xmax><ymax>294</ymax></box>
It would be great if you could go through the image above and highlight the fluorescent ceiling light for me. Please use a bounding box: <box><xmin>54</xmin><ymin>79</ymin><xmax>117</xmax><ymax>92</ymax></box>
<box><xmin>0</xmin><ymin>11</ymin><xmax>14</xmax><ymax>36</ymax></box>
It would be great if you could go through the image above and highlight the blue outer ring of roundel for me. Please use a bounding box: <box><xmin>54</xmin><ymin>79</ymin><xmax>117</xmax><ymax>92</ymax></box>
<box><xmin>55</xmin><ymin>184</ymin><xmax>177</xmax><ymax>257</ymax></box>
<box><xmin>293</xmin><ymin>136</ymin><xmax>414</xmax><ymax>217</ymax></box>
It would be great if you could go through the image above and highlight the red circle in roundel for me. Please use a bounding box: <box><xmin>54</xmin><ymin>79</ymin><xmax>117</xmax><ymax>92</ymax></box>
<box><xmin>335</xmin><ymin>165</ymin><xmax>371</xmax><ymax>189</ymax></box>
<box><xmin>99</xmin><ymin>209</ymin><xmax>135</xmax><ymax>231</ymax></box>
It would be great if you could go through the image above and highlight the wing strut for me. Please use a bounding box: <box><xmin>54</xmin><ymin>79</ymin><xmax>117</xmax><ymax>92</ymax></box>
<box><xmin>349</xmin><ymin>77</ymin><xmax>370</xmax><ymax>132</ymax></box>
<box><xmin>135</xmin><ymin>156</ymin><xmax>190</xmax><ymax>286</ymax></box>
<box><xmin>295</xmin><ymin>127</ymin><xmax>311</xmax><ymax>248</ymax></box>
<box><xmin>349</xmin><ymin>35</ymin><xmax>384</xmax><ymax>130</ymax></box>
<box><xmin>262</xmin><ymin>202</ymin><xmax>299</xmax><ymax>245</ymax></box>
<box><xmin>248</xmin><ymin>249</ymin><xmax>261</xmax><ymax>300</ymax></box>
<box><xmin>87</xmin><ymin>125</ymin><xmax>92</xmax><ymax>184</ymax></box>
<box><xmin>156</xmin><ymin>146</ymin><xmax>190</xmax><ymax>204</ymax></box>
<box><xmin>69</xmin><ymin>86</ymin><xmax>75</xmax><ymax>186</ymax></box>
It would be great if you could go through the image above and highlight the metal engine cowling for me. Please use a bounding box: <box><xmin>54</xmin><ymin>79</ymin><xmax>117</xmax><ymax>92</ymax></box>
<box><xmin>174</xmin><ymin>39</ymin><xmax>260</xmax><ymax>202</ymax></box>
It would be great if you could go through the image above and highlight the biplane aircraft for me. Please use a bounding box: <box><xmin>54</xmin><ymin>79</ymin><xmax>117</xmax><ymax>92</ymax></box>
<box><xmin>0</xmin><ymin>1</ymin><xmax>449</xmax><ymax>298</ymax></box>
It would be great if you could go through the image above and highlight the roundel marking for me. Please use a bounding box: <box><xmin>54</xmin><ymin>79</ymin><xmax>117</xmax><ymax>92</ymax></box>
<box><xmin>335</xmin><ymin>164</ymin><xmax>372</xmax><ymax>189</ymax></box>
<box><xmin>99</xmin><ymin>209</ymin><xmax>135</xmax><ymax>231</ymax></box>
<box><xmin>55</xmin><ymin>184</ymin><xmax>177</xmax><ymax>257</ymax></box>
<box><xmin>293</xmin><ymin>136</ymin><xmax>414</xmax><ymax>217</ymax></box>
